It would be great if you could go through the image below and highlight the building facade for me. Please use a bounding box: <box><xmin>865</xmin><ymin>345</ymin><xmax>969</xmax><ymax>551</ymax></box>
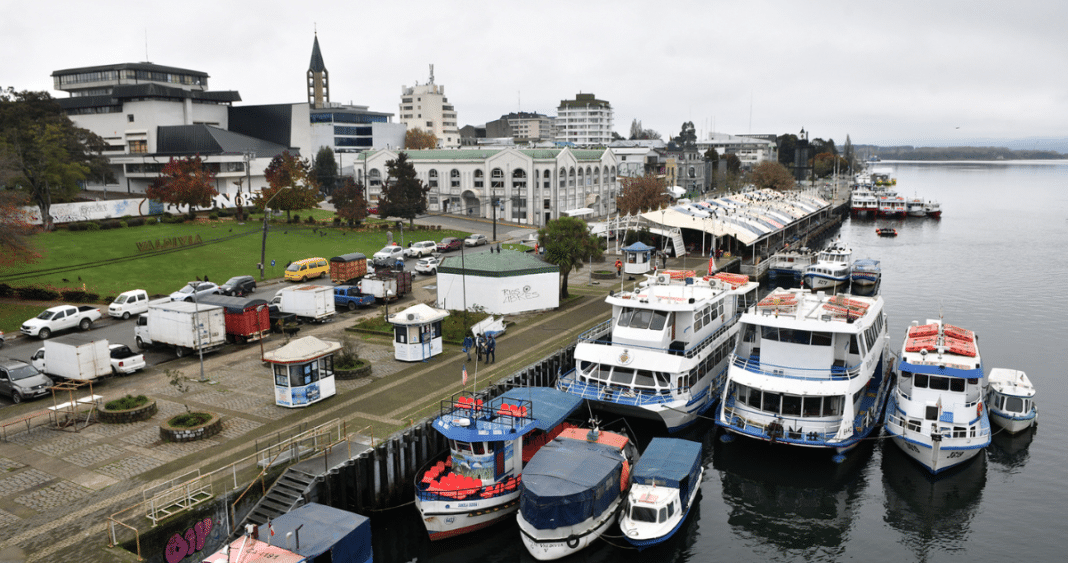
<box><xmin>555</xmin><ymin>93</ymin><xmax>613</xmax><ymax>147</ymax></box>
<box><xmin>695</xmin><ymin>133</ymin><xmax>778</xmax><ymax>168</ymax></box>
<box><xmin>355</xmin><ymin>147</ymin><xmax>618</xmax><ymax>226</ymax></box>
<box><xmin>485</xmin><ymin>112</ymin><xmax>556</xmax><ymax>144</ymax></box>
<box><xmin>399</xmin><ymin>65</ymin><xmax>460</xmax><ymax>148</ymax></box>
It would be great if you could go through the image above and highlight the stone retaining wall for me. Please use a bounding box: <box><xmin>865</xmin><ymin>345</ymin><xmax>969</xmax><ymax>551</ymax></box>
<box><xmin>160</xmin><ymin>412</ymin><xmax>222</xmax><ymax>443</ymax></box>
<box><xmin>99</xmin><ymin>400</ymin><xmax>157</xmax><ymax>424</ymax></box>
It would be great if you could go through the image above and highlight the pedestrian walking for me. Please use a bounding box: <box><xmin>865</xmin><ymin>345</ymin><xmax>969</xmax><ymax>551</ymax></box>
<box><xmin>615</xmin><ymin>259</ymin><xmax>622</xmax><ymax>277</ymax></box>
<box><xmin>487</xmin><ymin>335</ymin><xmax>496</xmax><ymax>364</ymax></box>
<box><xmin>462</xmin><ymin>335</ymin><xmax>474</xmax><ymax>361</ymax></box>
<box><xmin>476</xmin><ymin>335</ymin><xmax>486</xmax><ymax>362</ymax></box>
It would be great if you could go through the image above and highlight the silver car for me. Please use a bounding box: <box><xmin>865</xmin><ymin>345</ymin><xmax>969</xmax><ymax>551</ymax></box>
<box><xmin>169</xmin><ymin>282</ymin><xmax>220</xmax><ymax>302</ymax></box>
<box><xmin>0</xmin><ymin>359</ymin><xmax>53</xmax><ymax>404</ymax></box>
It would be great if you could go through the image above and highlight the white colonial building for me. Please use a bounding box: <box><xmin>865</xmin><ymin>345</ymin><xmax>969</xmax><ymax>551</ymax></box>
<box><xmin>355</xmin><ymin>147</ymin><xmax>618</xmax><ymax>226</ymax></box>
<box><xmin>696</xmin><ymin>133</ymin><xmax>778</xmax><ymax>167</ymax></box>
<box><xmin>555</xmin><ymin>93</ymin><xmax>614</xmax><ymax>147</ymax></box>
<box><xmin>399</xmin><ymin>65</ymin><xmax>460</xmax><ymax>148</ymax></box>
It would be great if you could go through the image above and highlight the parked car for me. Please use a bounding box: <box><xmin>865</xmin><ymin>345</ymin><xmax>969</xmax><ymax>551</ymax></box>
<box><xmin>21</xmin><ymin>305</ymin><xmax>102</xmax><ymax>339</ymax></box>
<box><xmin>464</xmin><ymin>234</ymin><xmax>488</xmax><ymax>247</ymax></box>
<box><xmin>219</xmin><ymin>275</ymin><xmax>257</xmax><ymax>297</ymax></box>
<box><xmin>284</xmin><ymin>257</ymin><xmax>329</xmax><ymax>282</ymax></box>
<box><xmin>108</xmin><ymin>289</ymin><xmax>150</xmax><ymax>319</ymax></box>
<box><xmin>169</xmin><ymin>282</ymin><xmax>220</xmax><ymax>302</ymax></box>
<box><xmin>109</xmin><ymin>344</ymin><xmax>146</xmax><ymax>375</ymax></box>
<box><xmin>373</xmin><ymin>245</ymin><xmax>405</xmax><ymax>266</ymax></box>
<box><xmin>405</xmin><ymin>240</ymin><xmax>437</xmax><ymax>258</ymax></box>
<box><xmin>414</xmin><ymin>256</ymin><xmax>442</xmax><ymax>275</ymax></box>
<box><xmin>0</xmin><ymin>330</ymin><xmax>5</xmax><ymax>349</ymax></box>
<box><xmin>0</xmin><ymin>358</ymin><xmax>53</xmax><ymax>404</ymax></box>
<box><xmin>437</xmin><ymin>237</ymin><xmax>462</xmax><ymax>252</ymax></box>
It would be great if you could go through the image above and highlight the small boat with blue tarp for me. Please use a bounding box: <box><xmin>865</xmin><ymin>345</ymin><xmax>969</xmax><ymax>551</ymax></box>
<box><xmin>517</xmin><ymin>424</ymin><xmax>638</xmax><ymax>560</ymax></box>
<box><xmin>884</xmin><ymin>319</ymin><xmax>991</xmax><ymax>473</ymax></box>
<box><xmin>619</xmin><ymin>437</ymin><xmax>703</xmax><ymax>549</ymax></box>
<box><xmin>202</xmin><ymin>502</ymin><xmax>371</xmax><ymax>563</ymax></box>
<box><xmin>851</xmin><ymin>258</ymin><xmax>881</xmax><ymax>287</ymax></box>
<box><xmin>414</xmin><ymin>387</ymin><xmax>583</xmax><ymax>540</ymax></box>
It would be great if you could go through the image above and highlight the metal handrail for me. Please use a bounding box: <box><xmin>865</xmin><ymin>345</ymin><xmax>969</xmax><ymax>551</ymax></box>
<box><xmin>579</xmin><ymin>313</ymin><xmax>741</xmax><ymax>359</ymax></box>
<box><xmin>731</xmin><ymin>353</ymin><xmax>862</xmax><ymax>380</ymax></box>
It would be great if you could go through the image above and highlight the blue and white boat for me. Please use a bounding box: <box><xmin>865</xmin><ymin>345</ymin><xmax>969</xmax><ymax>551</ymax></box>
<box><xmin>717</xmin><ymin>288</ymin><xmax>892</xmax><ymax>455</ymax></box>
<box><xmin>987</xmin><ymin>368</ymin><xmax>1037</xmax><ymax>434</ymax></box>
<box><xmin>884</xmin><ymin>319</ymin><xmax>991</xmax><ymax>473</ymax></box>
<box><xmin>558</xmin><ymin>271</ymin><xmax>759</xmax><ymax>433</ymax></box>
<box><xmin>415</xmin><ymin>388</ymin><xmax>583</xmax><ymax>540</ymax></box>
<box><xmin>517</xmin><ymin>424</ymin><xmax>638</xmax><ymax>560</ymax></box>
<box><xmin>851</xmin><ymin>258</ymin><xmax>881</xmax><ymax>287</ymax></box>
<box><xmin>767</xmin><ymin>248</ymin><xmax>817</xmax><ymax>282</ymax></box>
<box><xmin>802</xmin><ymin>243</ymin><xmax>853</xmax><ymax>291</ymax></box>
<box><xmin>619</xmin><ymin>438</ymin><xmax>702</xmax><ymax>550</ymax></box>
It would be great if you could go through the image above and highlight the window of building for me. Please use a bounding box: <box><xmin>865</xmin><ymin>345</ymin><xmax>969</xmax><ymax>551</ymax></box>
<box><xmin>569</xmin><ymin>167</ymin><xmax>576</xmax><ymax>187</ymax></box>
<box><xmin>451</xmin><ymin>169</ymin><xmax>460</xmax><ymax>188</ymax></box>
<box><xmin>491</xmin><ymin>168</ymin><xmax>504</xmax><ymax>190</ymax></box>
<box><xmin>474</xmin><ymin>169</ymin><xmax>484</xmax><ymax>189</ymax></box>
<box><xmin>128</xmin><ymin>140</ymin><xmax>147</xmax><ymax>154</ymax></box>
<box><xmin>428</xmin><ymin>169</ymin><xmax>438</xmax><ymax>188</ymax></box>
<box><xmin>368</xmin><ymin>169</ymin><xmax>382</xmax><ymax>187</ymax></box>
<box><xmin>543</xmin><ymin>169</ymin><xmax>551</xmax><ymax>188</ymax></box>
<box><xmin>559</xmin><ymin>167</ymin><xmax>566</xmax><ymax>188</ymax></box>
<box><xmin>426</xmin><ymin>121</ymin><xmax>434</xmax><ymax>128</ymax></box>
<box><xmin>127</xmin><ymin>114</ymin><xmax>135</xmax><ymax>123</ymax></box>
<box><xmin>512</xmin><ymin>169</ymin><xmax>526</xmax><ymax>190</ymax></box>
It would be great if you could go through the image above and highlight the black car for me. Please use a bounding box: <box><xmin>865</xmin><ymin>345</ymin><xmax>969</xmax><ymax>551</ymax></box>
<box><xmin>219</xmin><ymin>275</ymin><xmax>257</xmax><ymax>297</ymax></box>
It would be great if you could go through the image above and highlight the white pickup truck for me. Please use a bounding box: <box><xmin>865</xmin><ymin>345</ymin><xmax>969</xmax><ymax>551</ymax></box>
<box><xmin>21</xmin><ymin>305</ymin><xmax>102</xmax><ymax>339</ymax></box>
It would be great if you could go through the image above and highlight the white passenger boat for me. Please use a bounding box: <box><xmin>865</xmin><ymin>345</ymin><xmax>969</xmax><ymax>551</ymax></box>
<box><xmin>925</xmin><ymin>200</ymin><xmax>942</xmax><ymax>218</ymax></box>
<box><xmin>987</xmin><ymin>368</ymin><xmax>1037</xmax><ymax>433</ymax></box>
<box><xmin>850</xmin><ymin>189</ymin><xmax>879</xmax><ymax>216</ymax></box>
<box><xmin>884</xmin><ymin>319</ymin><xmax>991</xmax><ymax>474</ymax></box>
<box><xmin>517</xmin><ymin>425</ymin><xmax>638</xmax><ymax>560</ymax></box>
<box><xmin>767</xmin><ymin>248</ymin><xmax>817</xmax><ymax>282</ymax></box>
<box><xmin>906</xmin><ymin>198</ymin><xmax>926</xmax><ymax>217</ymax></box>
<box><xmin>414</xmin><ymin>388</ymin><xmax>583</xmax><ymax>540</ymax></box>
<box><xmin>802</xmin><ymin>243</ymin><xmax>853</xmax><ymax>291</ymax></box>
<box><xmin>850</xmin><ymin>259</ymin><xmax>881</xmax><ymax>287</ymax></box>
<box><xmin>877</xmin><ymin>196</ymin><xmax>907</xmax><ymax>218</ymax></box>
<box><xmin>717</xmin><ymin>289</ymin><xmax>892</xmax><ymax>455</ymax></box>
<box><xmin>619</xmin><ymin>438</ymin><xmax>702</xmax><ymax>550</ymax></box>
<box><xmin>558</xmin><ymin>271</ymin><xmax>759</xmax><ymax>433</ymax></box>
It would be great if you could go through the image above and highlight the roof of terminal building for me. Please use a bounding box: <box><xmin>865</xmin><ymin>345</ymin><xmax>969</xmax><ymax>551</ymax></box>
<box><xmin>155</xmin><ymin>125</ymin><xmax>294</xmax><ymax>158</ymax></box>
<box><xmin>55</xmin><ymin>83</ymin><xmax>240</xmax><ymax>111</ymax></box>
<box><xmin>51</xmin><ymin>62</ymin><xmax>209</xmax><ymax>78</ymax></box>
<box><xmin>355</xmin><ymin>148</ymin><xmax>609</xmax><ymax>162</ymax></box>
<box><xmin>438</xmin><ymin>250</ymin><xmax>559</xmax><ymax>277</ymax></box>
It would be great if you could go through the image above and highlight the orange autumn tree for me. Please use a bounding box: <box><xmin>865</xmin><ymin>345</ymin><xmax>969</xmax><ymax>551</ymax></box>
<box><xmin>145</xmin><ymin>155</ymin><xmax>218</xmax><ymax>215</ymax></box>
<box><xmin>0</xmin><ymin>189</ymin><xmax>39</xmax><ymax>267</ymax></box>
<box><xmin>255</xmin><ymin>151</ymin><xmax>320</xmax><ymax>221</ymax></box>
<box><xmin>617</xmin><ymin>173</ymin><xmax>669</xmax><ymax>216</ymax></box>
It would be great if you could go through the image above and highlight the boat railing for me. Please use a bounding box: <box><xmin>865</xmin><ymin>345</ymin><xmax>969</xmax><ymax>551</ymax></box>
<box><xmin>885</xmin><ymin>409</ymin><xmax>991</xmax><ymax>439</ymax></box>
<box><xmin>557</xmin><ymin>369</ymin><xmax>673</xmax><ymax>407</ymax></box>
<box><xmin>721</xmin><ymin>404</ymin><xmax>839</xmax><ymax>444</ymax></box>
<box><xmin>438</xmin><ymin>392</ymin><xmax>534</xmax><ymax>429</ymax></box>
<box><xmin>578</xmin><ymin>313</ymin><xmax>741</xmax><ymax>359</ymax></box>
<box><xmin>416</xmin><ymin>473</ymin><xmax>521</xmax><ymax>502</ymax></box>
<box><xmin>731</xmin><ymin>353</ymin><xmax>861</xmax><ymax>381</ymax></box>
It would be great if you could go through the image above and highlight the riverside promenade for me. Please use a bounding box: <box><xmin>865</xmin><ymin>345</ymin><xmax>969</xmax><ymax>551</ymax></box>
<box><xmin>0</xmin><ymin>260</ymin><xmax>666</xmax><ymax>563</ymax></box>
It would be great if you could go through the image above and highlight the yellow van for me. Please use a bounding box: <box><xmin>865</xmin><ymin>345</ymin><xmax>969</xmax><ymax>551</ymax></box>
<box><xmin>285</xmin><ymin>257</ymin><xmax>329</xmax><ymax>282</ymax></box>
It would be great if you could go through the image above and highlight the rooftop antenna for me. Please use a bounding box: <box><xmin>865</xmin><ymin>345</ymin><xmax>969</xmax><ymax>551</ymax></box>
<box><xmin>144</xmin><ymin>28</ymin><xmax>149</xmax><ymax>61</ymax></box>
<box><xmin>749</xmin><ymin>92</ymin><xmax>753</xmax><ymax>133</ymax></box>
<box><xmin>429</xmin><ymin>64</ymin><xmax>435</xmax><ymax>84</ymax></box>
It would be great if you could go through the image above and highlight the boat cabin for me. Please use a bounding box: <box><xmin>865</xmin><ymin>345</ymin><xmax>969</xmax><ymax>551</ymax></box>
<box><xmin>263</xmin><ymin>336</ymin><xmax>339</xmax><ymax>408</ymax></box>
<box><xmin>389</xmin><ymin>304</ymin><xmax>449</xmax><ymax>362</ymax></box>
<box><xmin>622</xmin><ymin>242</ymin><xmax>655</xmax><ymax>276</ymax></box>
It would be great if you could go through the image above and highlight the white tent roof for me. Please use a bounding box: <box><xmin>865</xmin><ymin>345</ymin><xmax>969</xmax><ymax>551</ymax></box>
<box><xmin>388</xmin><ymin>303</ymin><xmax>449</xmax><ymax>325</ymax></box>
<box><xmin>264</xmin><ymin>336</ymin><xmax>342</xmax><ymax>364</ymax></box>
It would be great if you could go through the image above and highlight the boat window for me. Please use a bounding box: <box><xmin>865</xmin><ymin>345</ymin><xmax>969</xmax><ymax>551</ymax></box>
<box><xmin>617</xmin><ymin>308</ymin><xmax>635</xmax><ymax>327</ymax></box>
<box><xmin>735</xmin><ymin>384</ymin><xmax>749</xmax><ymax>405</ymax></box>
<box><xmin>688</xmin><ymin>368</ymin><xmax>698</xmax><ymax>388</ymax></box>
<box><xmin>580</xmin><ymin>360</ymin><xmax>592</xmax><ymax>373</ymax></box>
<box><xmin>746</xmin><ymin>386</ymin><xmax>761</xmax><ymax>408</ymax></box>
<box><xmin>914</xmin><ymin>374</ymin><xmax>929</xmax><ymax>388</ymax></box>
<box><xmin>590</xmin><ymin>365</ymin><xmax>612</xmax><ymax>382</ymax></box>
<box><xmin>650</xmin><ymin>311</ymin><xmax>669</xmax><ymax>331</ymax></box>
<box><xmin>929</xmin><ymin>376</ymin><xmax>950</xmax><ymax>391</ymax></box>
<box><xmin>803</xmin><ymin>396</ymin><xmax>822</xmax><ymax>417</ymax></box>
<box><xmin>1004</xmin><ymin>396</ymin><xmax>1025</xmax><ymax>412</ymax></box>
<box><xmin>763</xmin><ymin>392</ymin><xmax>782</xmax><ymax>414</ymax></box>
<box><xmin>823</xmin><ymin>396</ymin><xmax>843</xmax><ymax>417</ymax></box>
<box><xmin>925</xmin><ymin>405</ymin><xmax>939</xmax><ymax>421</ymax></box>
<box><xmin>811</xmin><ymin>332</ymin><xmax>833</xmax><ymax>346</ymax></box>
<box><xmin>625</xmin><ymin>309</ymin><xmax>652</xmax><ymax>329</ymax></box>
<box><xmin>658</xmin><ymin>507</ymin><xmax>667</xmax><ymax>523</ymax></box>
<box><xmin>900</xmin><ymin>370</ymin><xmax>912</xmax><ymax>379</ymax></box>
<box><xmin>850</xmin><ymin>335</ymin><xmax>862</xmax><ymax>355</ymax></box>
<box><xmin>782</xmin><ymin>395</ymin><xmax>802</xmax><ymax>416</ymax></box>
<box><xmin>655</xmin><ymin>372</ymin><xmax>670</xmax><ymax>388</ymax></box>
<box><xmin>634</xmin><ymin>370</ymin><xmax>656</xmax><ymax>388</ymax></box>
<box><xmin>472</xmin><ymin>442</ymin><xmax>486</xmax><ymax>455</ymax></box>
<box><xmin>742</xmin><ymin>324</ymin><xmax>756</xmax><ymax>342</ymax></box>
<box><xmin>630</xmin><ymin>506</ymin><xmax>658</xmax><ymax>523</ymax></box>
<box><xmin>453</xmin><ymin>440</ymin><xmax>472</xmax><ymax>453</ymax></box>
<box><xmin>953</xmin><ymin>427</ymin><xmax>967</xmax><ymax>438</ymax></box>
<box><xmin>950</xmin><ymin>378</ymin><xmax>965</xmax><ymax>392</ymax></box>
<box><xmin>667</xmin><ymin>502</ymin><xmax>675</xmax><ymax>518</ymax></box>
<box><xmin>611</xmin><ymin>367</ymin><xmax>634</xmax><ymax>386</ymax></box>
<box><xmin>761</xmin><ymin>326</ymin><xmax>780</xmax><ymax>342</ymax></box>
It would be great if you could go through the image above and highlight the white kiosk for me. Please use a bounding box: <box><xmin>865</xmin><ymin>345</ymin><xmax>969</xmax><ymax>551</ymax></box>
<box><xmin>622</xmin><ymin>241</ymin><xmax>655</xmax><ymax>276</ymax></box>
<box><xmin>264</xmin><ymin>336</ymin><xmax>340</xmax><ymax>408</ymax></box>
<box><xmin>388</xmin><ymin>304</ymin><xmax>449</xmax><ymax>362</ymax></box>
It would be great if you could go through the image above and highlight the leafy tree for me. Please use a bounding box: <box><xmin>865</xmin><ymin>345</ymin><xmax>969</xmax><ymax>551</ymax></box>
<box><xmin>724</xmin><ymin>153</ymin><xmax>741</xmax><ymax>174</ymax></box>
<box><xmin>0</xmin><ymin>189</ymin><xmax>39</xmax><ymax>267</ymax></box>
<box><xmin>404</xmin><ymin>128</ymin><xmax>438</xmax><ymax>150</ymax></box>
<box><xmin>379</xmin><ymin>152</ymin><xmax>428</xmax><ymax>226</ymax></box>
<box><xmin>255</xmin><ymin>151</ymin><xmax>320</xmax><ymax>221</ymax></box>
<box><xmin>673</xmin><ymin>121</ymin><xmax>697</xmax><ymax>148</ymax></box>
<box><xmin>617</xmin><ymin>174</ymin><xmax>669</xmax><ymax>215</ymax></box>
<box><xmin>704</xmin><ymin>147</ymin><xmax>719</xmax><ymax>162</ymax></box>
<box><xmin>537</xmin><ymin>217</ymin><xmax>603</xmax><ymax>299</ymax></box>
<box><xmin>330</xmin><ymin>176</ymin><xmax>368</xmax><ymax>226</ymax></box>
<box><xmin>312</xmin><ymin>146</ymin><xmax>338</xmax><ymax>195</ymax></box>
<box><xmin>611</xmin><ymin>131</ymin><xmax>624</xmax><ymax>141</ymax></box>
<box><xmin>842</xmin><ymin>135</ymin><xmax>855</xmax><ymax>173</ymax></box>
<box><xmin>627</xmin><ymin>119</ymin><xmax>661</xmax><ymax>141</ymax></box>
<box><xmin>777</xmin><ymin>133</ymin><xmax>798</xmax><ymax>167</ymax></box>
<box><xmin>749</xmin><ymin>161</ymin><xmax>796</xmax><ymax>191</ymax></box>
<box><xmin>810</xmin><ymin>138</ymin><xmax>837</xmax><ymax>157</ymax></box>
<box><xmin>0</xmin><ymin>88</ymin><xmax>108</xmax><ymax>231</ymax></box>
<box><xmin>813</xmin><ymin>152</ymin><xmax>850</xmax><ymax>178</ymax></box>
<box><xmin>145</xmin><ymin>155</ymin><xmax>218</xmax><ymax>214</ymax></box>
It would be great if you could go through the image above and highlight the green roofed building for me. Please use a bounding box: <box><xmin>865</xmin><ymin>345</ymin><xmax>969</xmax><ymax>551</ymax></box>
<box><xmin>436</xmin><ymin>250</ymin><xmax>559</xmax><ymax>315</ymax></box>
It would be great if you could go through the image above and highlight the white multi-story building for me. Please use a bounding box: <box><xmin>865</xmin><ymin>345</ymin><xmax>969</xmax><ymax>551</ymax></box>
<box><xmin>355</xmin><ymin>147</ymin><xmax>618</xmax><ymax>226</ymax></box>
<box><xmin>485</xmin><ymin>112</ymin><xmax>556</xmax><ymax>144</ymax></box>
<box><xmin>399</xmin><ymin>65</ymin><xmax>460</xmax><ymax>148</ymax></box>
<box><xmin>555</xmin><ymin>93</ymin><xmax>614</xmax><ymax>147</ymax></box>
<box><xmin>696</xmin><ymin>133</ymin><xmax>778</xmax><ymax>167</ymax></box>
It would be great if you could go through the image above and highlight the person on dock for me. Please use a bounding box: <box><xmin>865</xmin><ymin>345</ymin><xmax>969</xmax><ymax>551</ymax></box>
<box><xmin>615</xmin><ymin>259</ymin><xmax>622</xmax><ymax>277</ymax></box>
<box><xmin>462</xmin><ymin>335</ymin><xmax>474</xmax><ymax>361</ymax></box>
<box><xmin>487</xmin><ymin>335</ymin><xmax>496</xmax><ymax>364</ymax></box>
<box><xmin>476</xmin><ymin>335</ymin><xmax>486</xmax><ymax>362</ymax></box>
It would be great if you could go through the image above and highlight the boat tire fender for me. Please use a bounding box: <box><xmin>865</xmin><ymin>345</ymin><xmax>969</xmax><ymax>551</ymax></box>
<box><xmin>566</xmin><ymin>535</ymin><xmax>580</xmax><ymax>549</ymax></box>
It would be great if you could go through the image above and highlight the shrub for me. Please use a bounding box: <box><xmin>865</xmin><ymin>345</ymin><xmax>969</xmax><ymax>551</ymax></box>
<box><xmin>101</xmin><ymin>220</ymin><xmax>120</xmax><ymax>230</ymax></box>
<box><xmin>168</xmin><ymin>412</ymin><xmax>213</xmax><ymax>428</ymax></box>
<box><xmin>217</xmin><ymin>208</ymin><xmax>231</xmax><ymax>217</ymax></box>
<box><xmin>66</xmin><ymin>222</ymin><xmax>84</xmax><ymax>231</ymax></box>
<box><xmin>291</xmin><ymin>214</ymin><xmax>301</xmax><ymax>223</ymax></box>
<box><xmin>15</xmin><ymin>286</ymin><xmax>60</xmax><ymax>301</ymax></box>
<box><xmin>105</xmin><ymin>395</ymin><xmax>150</xmax><ymax>411</ymax></box>
<box><xmin>0</xmin><ymin>283</ymin><xmax>13</xmax><ymax>298</ymax></box>
<box><xmin>305</xmin><ymin>216</ymin><xmax>316</xmax><ymax>224</ymax></box>
<box><xmin>60</xmin><ymin>290</ymin><xmax>100</xmax><ymax>302</ymax></box>
<box><xmin>332</xmin><ymin>217</ymin><xmax>341</xmax><ymax>226</ymax></box>
<box><xmin>208</xmin><ymin>212</ymin><xmax>219</xmax><ymax>220</ymax></box>
<box><xmin>118</xmin><ymin>220</ymin><xmax>128</xmax><ymax>228</ymax></box>
<box><xmin>126</xmin><ymin>216</ymin><xmax>145</xmax><ymax>227</ymax></box>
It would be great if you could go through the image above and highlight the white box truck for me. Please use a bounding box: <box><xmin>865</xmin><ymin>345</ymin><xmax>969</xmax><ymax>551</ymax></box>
<box><xmin>29</xmin><ymin>335</ymin><xmax>111</xmax><ymax>381</ymax></box>
<box><xmin>275</xmin><ymin>285</ymin><xmax>336</xmax><ymax>323</ymax></box>
<box><xmin>135</xmin><ymin>301</ymin><xmax>227</xmax><ymax>358</ymax></box>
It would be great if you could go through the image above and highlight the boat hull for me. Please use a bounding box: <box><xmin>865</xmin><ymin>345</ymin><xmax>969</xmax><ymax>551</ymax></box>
<box><xmin>517</xmin><ymin>498</ymin><xmax>621</xmax><ymax>560</ymax></box>
<box><xmin>416</xmin><ymin>492</ymin><xmax>519</xmax><ymax>540</ymax></box>
<box><xmin>884</xmin><ymin>394</ymin><xmax>991</xmax><ymax>474</ymax></box>
<box><xmin>851</xmin><ymin>274</ymin><xmax>879</xmax><ymax>286</ymax></box>
<box><xmin>802</xmin><ymin>274</ymin><xmax>847</xmax><ymax>291</ymax></box>
<box><xmin>989</xmin><ymin>408</ymin><xmax>1037</xmax><ymax>434</ymax></box>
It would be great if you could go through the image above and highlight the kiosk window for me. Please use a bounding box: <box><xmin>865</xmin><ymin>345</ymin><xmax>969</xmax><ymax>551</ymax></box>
<box><xmin>274</xmin><ymin>365</ymin><xmax>289</xmax><ymax>387</ymax></box>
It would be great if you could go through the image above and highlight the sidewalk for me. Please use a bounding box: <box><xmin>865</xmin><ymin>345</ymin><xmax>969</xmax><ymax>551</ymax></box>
<box><xmin>0</xmin><ymin>266</ymin><xmax>628</xmax><ymax>562</ymax></box>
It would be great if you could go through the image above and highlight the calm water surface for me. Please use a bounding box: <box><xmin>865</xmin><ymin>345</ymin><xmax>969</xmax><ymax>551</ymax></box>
<box><xmin>372</xmin><ymin>161</ymin><xmax>1068</xmax><ymax>562</ymax></box>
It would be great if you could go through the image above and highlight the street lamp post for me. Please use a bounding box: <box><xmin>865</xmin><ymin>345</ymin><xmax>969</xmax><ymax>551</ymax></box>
<box><xmin>259</xmin><ymin>186</ymin><xmax>291</xmax><ymax>281</ymax></box>
<box><xmin>189</xmin><ymin>282</ymin><xmax>206</xmax><ymax>383</ymax></box>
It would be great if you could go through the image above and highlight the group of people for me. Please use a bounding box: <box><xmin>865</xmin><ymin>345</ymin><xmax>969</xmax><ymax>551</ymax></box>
<box><xmin>462</xmin><ymin>333</ymin><xmax>497</xmax><ymax>364</ymax></box>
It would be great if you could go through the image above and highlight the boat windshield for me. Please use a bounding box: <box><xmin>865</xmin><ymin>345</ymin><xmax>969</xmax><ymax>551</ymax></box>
<box><xmin>617</xmin><ymin>308</ymin><xmax>668</xmax><ymax>330</ymax></box>
<box><xmin>630</xmin><ymin>506</ymin><xmax>659</xmax><ymax>523</ymax></box>
<box><xmin>1003</xmin><ymin>396</ymin><xmax>1025</xmax><ymax>412</ymax></box>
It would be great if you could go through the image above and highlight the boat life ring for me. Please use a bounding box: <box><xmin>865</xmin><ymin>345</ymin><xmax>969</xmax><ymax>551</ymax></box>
<box><xmin>566</xmin><ymin>535</ymin><xmax>580</xmax><ymax>549</ymax></box>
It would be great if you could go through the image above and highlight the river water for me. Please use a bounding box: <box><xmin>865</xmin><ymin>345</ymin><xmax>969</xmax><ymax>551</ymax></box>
<box><xmin>371</xmin><ymin>161</ymin><xmax>1068</xmax><ymax>562</ymax></box>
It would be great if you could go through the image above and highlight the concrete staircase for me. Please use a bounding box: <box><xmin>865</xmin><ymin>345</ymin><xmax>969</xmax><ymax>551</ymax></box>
<box><xmin>241</xmin><ymin>467</ymin><xmax>318</xmax><ymax>528</ymax></box>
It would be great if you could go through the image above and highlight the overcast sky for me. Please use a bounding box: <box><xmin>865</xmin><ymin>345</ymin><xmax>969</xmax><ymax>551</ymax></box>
<box><xmin>4</xmin><ymin>0</ymin><xmax>1065</xmax><ymax>148</ymax></box>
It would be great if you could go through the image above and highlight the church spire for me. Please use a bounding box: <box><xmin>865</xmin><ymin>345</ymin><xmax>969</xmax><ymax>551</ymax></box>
<box><xmin>307</xmin><ymin>33</ymin><xmax>329</xmax><ymax>108</ymax></box>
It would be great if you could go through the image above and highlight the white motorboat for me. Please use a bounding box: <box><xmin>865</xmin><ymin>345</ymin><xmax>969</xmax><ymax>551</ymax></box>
<box><xmin>619</xmin><ymin>438</ymin><xmax>702</xmax><ymax>550</ymax></box>
<box><xmin>850</xmin><ymin>259</ymin><xmax>881</xmax><ymax>287</ymax></box>
<box><xmin>717</xmin><ymin>289</ymin><xmax>892</xmax><ymax>455</ymax></box>
<box><xmin>925</xmin><ymin>200</ymin><xmax>942</xmax><ymax>218</ymax></box>
<box><xmin>907</xmin><ymin>198</ymin><xmax>926</xmax><ymax>217</ymax></box>
<box><xmin>884</xmin><ymin>319</ymin><xmax>991</xmax><ymax>473</ymax></box>
<box><xmin>987</xmin><ymin>368</ymin><xmax>1037</xmax><ymax>433</ymax></box>
<box><xmin>802</xmin><ymin>243</ymin><xmax>853</xmax><ymax>291</ymax></box>
<box><xmin>559</xmin><ymin>271</ymin><xmax>758</xmax><ymax>433</ymax></box>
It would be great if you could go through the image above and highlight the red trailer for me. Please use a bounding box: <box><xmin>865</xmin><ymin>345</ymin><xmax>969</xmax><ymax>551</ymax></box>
<box><xmin>196</xmin><ymin>295</ymin><xmax>270</xmax><ymax>344</ymax></box>
<box><xmin>330</xmin><ymin>253</ymin><xmax>368</xmax><ymax>284</ymax></box>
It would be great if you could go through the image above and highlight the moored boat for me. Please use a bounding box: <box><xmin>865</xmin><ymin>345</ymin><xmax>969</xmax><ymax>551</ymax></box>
<box><xmin>987</xmin><ymin>368</ymin><xmax>1037</xmax><ymax>433</ymax></box>
<box><xmin>876</xmin><ymin>227</ymin><xmax>898</xmax><ymax>237</ymax></box>
<box><xmin>517</xmin><ymin>424</ymin><xmax>639</xmax><ymax>560</ymax></box>
<box><xmin>906</xmin><ymin>198</ymin><xmax>926</xmax><ymax>217</ymax></box>
<box><xmin>884</xmin><ymin>319</ymin><xmax>991</xmax><ymax>473</ymax></box>
<box><xmin>559</xmin><ymin>271</ymin><xmax>759</xmax><ymax>433</ymax></box>
<box><xmin>877</xmin><ymin>196</ymin><xmax>907</xmax><ymax>218</ymax></box>
<box><xmin>414</xmin><ymin>387</ymin><xmax>583</xmax><ymax>540</ymax></box>
<box><xmin>717</xmin><ymin>288</ymin><xmax>892</xmax><ymax>456</ymax></box>
<box><xmin>851</xmin><ymin>259</ymin><xmax>881</xmax><ymax>287</ymax></box>
<box><xmin>767</xmin><ymin>248</ymin><xmax>817</xmax><ymax>282</ymax></box>
<box><xmin>850</xmin><ymin>189</ymin><xmax>879</xmax><ymax>216</ymax></box>
<box><xmin>925</xmin><ymin>200</ymin><xmax>942</xmax><ymax>218</ymax></box>
<box><xmin>619</xmin><ymin>437</ymin><xmax>703</xmax><ymax>550</ymax></box>
<box><xmin>802</xmin><ymin>243</ymin><xmax>853</xmax><ymax>291</ymax></box>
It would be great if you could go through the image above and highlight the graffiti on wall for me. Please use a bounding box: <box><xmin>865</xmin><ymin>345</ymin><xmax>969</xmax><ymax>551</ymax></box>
<box><xmin>502</xmin><ymin>285</ymin><xmax>540</xmax><ymax>303</ymax></box>
<box><xmin>164</xmin><ymin>517</ymin><xmax>213</xmax><ymax>563</ymax></box>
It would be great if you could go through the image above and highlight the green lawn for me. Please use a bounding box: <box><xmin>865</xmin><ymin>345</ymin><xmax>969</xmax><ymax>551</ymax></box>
<box><xmin>0</xmin><ymin>218</ymin><xmax>470</xmax><ymax>301</ymax></box>
<box><xmin>0</xmin><ymin>303</ymin><xmax>46</xmax><ymax>335</ymax></box>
